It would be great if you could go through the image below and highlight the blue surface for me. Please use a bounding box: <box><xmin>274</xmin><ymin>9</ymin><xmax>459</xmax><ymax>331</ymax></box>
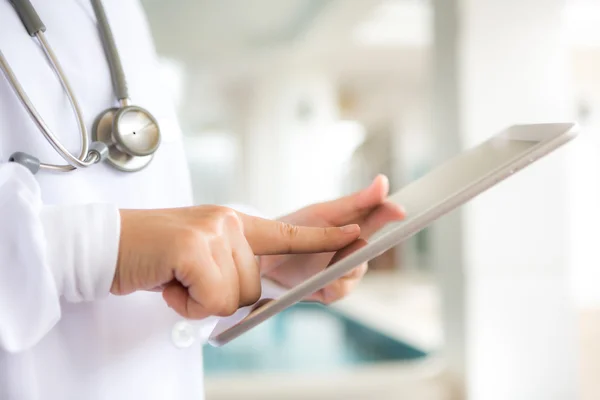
<box><xmin>203</xmin><ymin>303</ymin><xmax>426</xmax><ymax>375</ymax></box>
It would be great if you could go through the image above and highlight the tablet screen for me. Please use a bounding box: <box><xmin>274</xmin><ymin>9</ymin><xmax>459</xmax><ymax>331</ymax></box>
<box><xmin>374</xmin><ymin>136</ymin><xmax>540</xmax><ymax>239</ymax></box>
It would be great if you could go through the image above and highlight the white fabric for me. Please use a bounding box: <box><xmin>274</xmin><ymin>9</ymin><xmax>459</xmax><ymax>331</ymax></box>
<box><xmin>0</xmin><ymin>163</ymin><xmax>121</xmax><ymax>353</ymax></box>
<box><xmin>0</xmin><ymin>1</ymin><xmax>282</xmax><ymax>399</ymax></box>
<box><xmin>40</xmin><ymin>202</ymin><xmax>120</xmax><ymax>304</ymax></box>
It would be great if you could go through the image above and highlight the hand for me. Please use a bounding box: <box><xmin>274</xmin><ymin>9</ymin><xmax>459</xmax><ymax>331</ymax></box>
<box><xmin>262</xmin><ymin>175</ymin><xmax>405</xmax><ymax>304</ymax></box>
<box><xmin>112</xmin><ymin>206</ymin><xmax>361</xmax><ymax>319</ymax></box>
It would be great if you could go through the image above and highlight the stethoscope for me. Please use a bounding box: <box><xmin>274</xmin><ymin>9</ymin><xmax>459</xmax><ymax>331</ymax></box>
<box><xmin>0</xmin><ymin>0</ymin><xmax>161</xmax><ymax>174</ymax></box>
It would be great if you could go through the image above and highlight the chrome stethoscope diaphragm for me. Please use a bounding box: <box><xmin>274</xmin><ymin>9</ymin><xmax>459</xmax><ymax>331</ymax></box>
<box><xmin>93</xmin><ymin>104</ymin><xmax>161</xmax><ymax>172</ymax></box>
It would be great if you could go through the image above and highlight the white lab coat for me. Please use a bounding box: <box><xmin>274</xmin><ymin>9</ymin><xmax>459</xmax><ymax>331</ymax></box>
<box><xmin>0</xmin><ymin>1</ymin><xmax>277</xmax><ymax>399</ymax></box>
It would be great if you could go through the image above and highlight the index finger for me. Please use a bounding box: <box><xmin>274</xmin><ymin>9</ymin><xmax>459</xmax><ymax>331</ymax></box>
<box><xmin>238</xmin><ymin>213</ymin><xmax>361</xmax><ymax>255</ymax></box>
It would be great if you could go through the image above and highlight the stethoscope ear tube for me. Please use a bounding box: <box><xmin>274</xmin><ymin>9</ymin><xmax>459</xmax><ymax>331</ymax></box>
<box><xmin>0</xmin><ymin>39</ymin><xmax>96</xmax><ymax>171</ymax></box>
<box><xmin>91</xmin><ymin>0</ymin><xmax>128</xmax><ymax>101</ymax></box>
<box><xmin>9</xmin><ymin>0</ymin><xmax>46</xmax><ymax>36</ymax></box>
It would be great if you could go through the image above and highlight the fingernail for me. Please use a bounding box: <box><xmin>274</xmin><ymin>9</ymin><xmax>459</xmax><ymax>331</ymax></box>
<box><xmin>394</xmin><ymin>203</ymin><xmax>406</xmax><ymax>215</ymax></box>
<box><xmin>378</xmin><ymin>174</ymin><xmax>388</xmax><ymax>185</ymax></box>
<box><xmin>341</xmin><ymin>224</ymin><xmax>360</xmax><ymax>234</ymax></box>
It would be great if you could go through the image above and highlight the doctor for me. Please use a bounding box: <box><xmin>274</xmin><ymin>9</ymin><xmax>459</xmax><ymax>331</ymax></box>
<box><xmin>0</xmin><ymin>1</ymin><xmax>404</xmax><ymax>399</ymax></box>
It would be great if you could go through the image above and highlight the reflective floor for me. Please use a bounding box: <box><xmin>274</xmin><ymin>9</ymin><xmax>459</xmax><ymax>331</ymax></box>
<box><xmin>203</xmin><ymin>303</ymin><xmax>427</xmax><ymax>376</ymax></box>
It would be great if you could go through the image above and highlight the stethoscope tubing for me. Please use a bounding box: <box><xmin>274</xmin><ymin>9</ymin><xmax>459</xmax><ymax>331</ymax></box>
<box><xmin>0</xmin><ymin>31</ymin><xmax>98</xmax><ymax>171</ymax></box>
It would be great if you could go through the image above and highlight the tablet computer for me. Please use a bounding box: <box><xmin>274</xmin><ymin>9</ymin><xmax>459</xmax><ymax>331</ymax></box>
<box><xmin>208</xmin><ymin>122</ymin><xmax>579</xmax><ymax>347</ymax></box>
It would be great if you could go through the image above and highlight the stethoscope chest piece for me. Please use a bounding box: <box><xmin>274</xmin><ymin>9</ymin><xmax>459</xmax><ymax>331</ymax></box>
<box><xmin>93</xmin><ymin>105</ymin><xmax>160</xmax><ymax>172</ymax></box>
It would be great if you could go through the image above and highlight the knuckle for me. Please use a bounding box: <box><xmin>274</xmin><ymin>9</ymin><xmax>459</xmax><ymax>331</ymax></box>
<box><xmin>322</xmin><ymin>282</ymin><xmax>349</xmax><ymax>304</ymax></box>
<box><xmin>248</xmin><ymin>288</ymin><xmax>261</xmax><ymax>305</ymax></box>
<box><xmin>211</xmin><ymin>205</ymin><xmax>238</xmax><ymax>220</ymax></box>
<box><xmin>204</xmin><ymin>205</ymin><xmax>229</xmax><ymax>215</ymax></box>
<box><xmin>201</xmin><ymin>283</ymin><xmax>239</xmax><ymax>317</ymax></box>
<box><xmin>208</xmin><ymin>206</ymin><xmax>242</xmax><ymax>232</ymax></box>
<box><xmin>201</xmin><ymin>290</ymin><xmax>227</xmax><ymax>314</ymax></box>
<box><xmin>219</xmin><ymin>298</ymin><xmax>239</xmax><ymax>317</ymax></box>
<box><xmin>279</xmin><ymin>222</ymin><xmax>299</xmax><ymax>239</ymax></box>
<box><xmin>241</xmin><ymin>284</ymin><xmax>261</xmax><ymax>307</ymax></box>
<box><xmin>214</xmin><ymin>292</ymin><xmax>239</xmax><ymax>317</ymax></box>
<box><xmin>223</xmin><ymin>212</ymin><xmax>243</xmax><ymax>232</ymax></box>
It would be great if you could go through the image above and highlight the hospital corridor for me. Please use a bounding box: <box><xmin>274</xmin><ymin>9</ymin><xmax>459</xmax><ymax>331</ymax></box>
<box><xmin>141</xmin><ymin>0</ymin><xmax>600</xmax><ymax>398</ymax></box>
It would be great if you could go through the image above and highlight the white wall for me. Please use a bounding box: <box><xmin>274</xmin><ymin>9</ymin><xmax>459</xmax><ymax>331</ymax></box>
<box><xmin>569</xmin><ymin>50</ymin><xmax>600</xmax><ymax>308</ymax></box>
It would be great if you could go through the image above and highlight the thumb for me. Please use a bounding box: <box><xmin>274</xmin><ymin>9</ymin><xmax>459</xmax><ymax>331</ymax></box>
<box><xmin>238</xmin><ymin>214</ymin><xmax>361</xmax><ymax>255</ymax></box>
<box><xmin>317</xmin><ymin>175</ymin><xmax>390</xmax><ymax>224</ymax></box>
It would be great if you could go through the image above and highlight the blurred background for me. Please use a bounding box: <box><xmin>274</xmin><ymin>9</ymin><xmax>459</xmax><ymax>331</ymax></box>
<box><xmin>140</xmin><ymin>0</ymin><xmax>600</xmax><ymax>399</ymax></box>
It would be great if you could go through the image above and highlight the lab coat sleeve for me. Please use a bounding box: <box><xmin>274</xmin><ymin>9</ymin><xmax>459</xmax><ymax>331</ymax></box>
<box><xmin>0</xmin><ymin>163</ymin><xmax>120</xmax><ymax>353</ymax></box>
